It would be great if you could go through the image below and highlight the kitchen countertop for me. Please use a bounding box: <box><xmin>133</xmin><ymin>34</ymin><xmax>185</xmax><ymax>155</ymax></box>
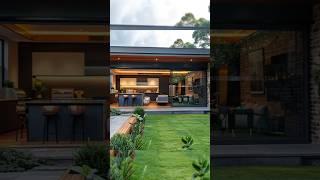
<box><xmin>26</xmin><ymin>99</ymin><xmax>106</xmax><ymax>105</ymax></box>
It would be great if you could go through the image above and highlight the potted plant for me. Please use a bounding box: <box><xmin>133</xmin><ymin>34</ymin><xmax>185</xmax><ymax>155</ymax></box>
<box><xmin>32</xmin><ymin>79</ymin><xmax>47</xmax><ymax>99</ymax></box>
<box><xmin>0</xmin><ymin>80</ymin><xmax>17</xmax><ymax>99</ymax></box>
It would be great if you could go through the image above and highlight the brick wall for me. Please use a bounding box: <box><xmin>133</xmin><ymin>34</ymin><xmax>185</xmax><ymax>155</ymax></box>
<box><xmin>311</xmin><ymin>3</ymin><xmax>320</xmax><ymax>144</ymax></box>
<box><xmin>240</xmin><ymin>30</ymin><xmax>306</xmax><ymax>137</ymax></box>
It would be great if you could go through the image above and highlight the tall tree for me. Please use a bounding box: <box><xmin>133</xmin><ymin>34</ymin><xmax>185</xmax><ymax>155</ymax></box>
<box><xmin>170</xmin><ymin>39</ymin><xmax>196</xmax><ymax>48</ymax></box>
<box><xmin>171</xmin><ymin>13</ymin><xmax>209</xmax><ymax>48</ymax></box>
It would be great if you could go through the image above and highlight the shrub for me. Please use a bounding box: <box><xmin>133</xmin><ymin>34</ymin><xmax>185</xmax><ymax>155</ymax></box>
<box><xmin>111</xmin><ymin>108</ymin><xmax>121</xmax><ymax>116</ymax></box>
<box><xmin>133</xmin><ymin>107</ymin><xmax>145</xmax><ymax>117</ymax></box>
<box><xmin>132</xmin><ymin>134</ymin><xmax>145</xmax><ymax>150</ymax></box>
<box><xmin>191</xmin><ymin>157</ymin><xmax>210</xmax><ymax>180</ymax></box>
<box><xmin>0</xmin><ymin>148</ymin><xmax>45</xmax><ymax>172</ymax></box>
<box><xmin>70</xmin><ymin>165</ymin><xmax>104</xmax><ymax>180</ymax></box>
<box><xmin>181</xmin><ymin>135</ymin><xmax>194</xmax><ymax>150</ymax></box>
<box><xmin>110</xmin><ymin>156</ymin><xmax>134</xmax><ymax>180</ymax></box>
<box><xmin>73</xmin><ymin>143</ymin><xmax>109</xmax><ymax>179</ymax></box>
<box><xmin>110</xmin><ymin>134</ymin><xmax>134</xmax><ymax>159</ymax></box>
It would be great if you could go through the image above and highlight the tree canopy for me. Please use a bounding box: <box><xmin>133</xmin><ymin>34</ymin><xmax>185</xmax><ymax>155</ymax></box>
<box><xmin>171</xmin><ymin>13</ymin><xmax>209</xmax><ymax>49</ymax></box>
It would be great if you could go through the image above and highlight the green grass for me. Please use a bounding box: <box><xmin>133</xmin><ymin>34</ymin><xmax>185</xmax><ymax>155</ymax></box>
<box><xmin>132</xmin><ymin>114</ymin><xmax>210</xmax><ymax>180</ymax></box>
<box><xmin>214</xmin><ymin>166</ymin><xmax>320</xmax><ymax>180</ymax></box>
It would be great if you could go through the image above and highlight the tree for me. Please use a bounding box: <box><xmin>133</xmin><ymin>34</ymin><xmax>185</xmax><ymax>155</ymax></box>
<box><xmin>170</xmin><ymin>39</ymin><xmax>196</xmax><ymax>48</ymax></box>
<box><xmin>171</xmin><ymin>13</ymin><xmax>210</xmax><ymax>49</ymax></box>
<box><xmin>176</xmin><ymin>13</ymin><xmax>196</xmax><ymax>26</ymax></box>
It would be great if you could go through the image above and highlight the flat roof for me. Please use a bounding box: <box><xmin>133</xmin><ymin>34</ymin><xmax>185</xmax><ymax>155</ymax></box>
<box><xmin>110</xmin><ymin>24</ymin><xmax>209</xmax><ymax>31</ymax></box>
<box><xmin>110</xmin><ymin>46</ymin><xmax>209</xmax><ymax>57</ymax></box>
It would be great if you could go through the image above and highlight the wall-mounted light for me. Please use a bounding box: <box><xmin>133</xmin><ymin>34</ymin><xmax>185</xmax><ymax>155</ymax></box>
<box><xmin>190</xmin><ymin>59</ymin><xmax>193</xmax><ymax>62</ymax></box>
<box><xmin>155</xmin><ymin>58</ymin><xmax>159</xmax><ymax>62</ymax></box>
<box><xmin>117</xmin><ymin>57</ymin><xmax>121</xmax><ymax>60</ymax></box>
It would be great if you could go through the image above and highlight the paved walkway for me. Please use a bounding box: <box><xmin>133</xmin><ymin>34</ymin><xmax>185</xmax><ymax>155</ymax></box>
<box><xmin>0</xmin><ymin>170</ymin><xmax>65</xmax><ymax>180</ymax></box>
<box><xmin>110</xmin><ymin>115</ymin><xmax>130</xmax><ymax>137</ymax></box>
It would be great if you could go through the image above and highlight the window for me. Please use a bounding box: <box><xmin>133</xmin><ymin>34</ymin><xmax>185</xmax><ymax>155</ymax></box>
<box><xmin>212</xmin><ymin>30</ymin><xmax>309</xmax><ymax>144</ymax></box>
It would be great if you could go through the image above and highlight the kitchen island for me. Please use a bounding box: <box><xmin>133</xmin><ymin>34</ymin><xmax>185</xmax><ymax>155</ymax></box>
<box><xmin>26</xmin><ymin>99</ymin><xmax>106</xmax><ymax>142</ymax></box>
<box><xmin>118</xmin><ymin>93</ymin><xmax>144</xmax><ymax>106</ymax></box>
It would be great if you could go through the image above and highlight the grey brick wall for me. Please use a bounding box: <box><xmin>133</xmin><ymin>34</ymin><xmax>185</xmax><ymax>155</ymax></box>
<box><xmin>311</xmin><ymin>3</ymin><xmax>320</xmax><ymax>144</ymax></box>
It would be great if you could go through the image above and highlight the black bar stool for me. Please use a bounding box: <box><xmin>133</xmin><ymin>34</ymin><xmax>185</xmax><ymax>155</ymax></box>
<box><xmin>42</xmin><ymin>106</ymin><xmax>60</xmax><ymax>143</ymax></box>
<box><xmin>16</xmin><ymin>101</ymin><xmax>27</xmax><ymax>141</ymax></box>
<box><xmin>69</xmin><ymin>105</ymin><xmax>86</xmax><ymax>142</ymax></box>
<box><xmin>123</xmin><ymin>95</ymin><xmax>129</xmax><ymax>106</ymax></box>
<box><xmin>131</xmin><ymin>95</ymin><xmax>137</xmax><ymax>106</ymax></box>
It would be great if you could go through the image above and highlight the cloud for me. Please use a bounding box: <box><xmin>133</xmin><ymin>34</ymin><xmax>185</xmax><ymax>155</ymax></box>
<box><xmin>110</xmin><ymin>0</ymin><xmax>210</xmax><ymax>47</ymax></box>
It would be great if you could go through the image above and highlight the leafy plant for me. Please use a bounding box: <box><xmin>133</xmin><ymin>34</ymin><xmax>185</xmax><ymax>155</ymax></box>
<box><xmin>110</xmin><ymin>156</ymin><xmax>134</xmax><ymax>180</ymax></box>
<box><xmin>70</xmin><ymin>165</ymin><xmax>104</xmax><ymax>180</ymax></box>
<box><xmin>3</xmin><ymin>80</ymin><xmax>14</xmax><ymax>88</ymax></box>
<box><xmin>73</xmin><ymin>143</ymin><xmax>109</xmax><ymax>179</ymax></box>
<box><xmin>32</xmin><ymin>78</ymin><xmax>47</xmax><ymax>98</ymax></box>
<box><xmin>192</xmin><ymin>157</ymin><xmax>210</xmax><ymax>180</ymax></box>
<box><xmin>111</xmin><ymin>108</ymin><xmax>121</xmax><ymax>116</ymax></box>
<box><xmin>132</xmin><ymin>134</ymin><xmax>144</xmax><ymax>150</ymax></box>
<box><xmin>133</xmin><ymin>107</ymin><xmax>145</xmax><ymax>117</ymax></box>
<box><xmin>181</xmin><ymin>135</ymin><xmax>194</xmax><ymax>150</ymax></box>
<box><xmin>0</xmin><ymin>148</ymin><xmax>46</xmax><ymax>172</ymax></box>
<box><xmin>110</xmin><ymin>134</ymin><xmax>134</xmax><ymax>159</ymax></box>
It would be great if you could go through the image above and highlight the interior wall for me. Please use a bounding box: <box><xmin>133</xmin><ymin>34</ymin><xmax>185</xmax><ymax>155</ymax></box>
<box><xmin>18</xmin><ymin>43</ymin><xmax>108</xmax><ymax>97</ymax></box>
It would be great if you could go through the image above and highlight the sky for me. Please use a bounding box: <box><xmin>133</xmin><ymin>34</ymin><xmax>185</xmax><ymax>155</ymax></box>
<box><xmin>110</xmin><ymin>0</ymin><xmax>210</xmax><ymax>48</ymax></box>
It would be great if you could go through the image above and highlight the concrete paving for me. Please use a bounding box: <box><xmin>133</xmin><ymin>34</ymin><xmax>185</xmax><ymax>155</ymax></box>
<box><xmin>110</xmin><ymin>115</ymin><xmax>130</xmax><ymax>137</ymax></box>
<box><xmin>212</xmin><ymin>144</ymin><xmax>320</xmax><ymax>166</ymax></box>
<box><xmin>0</xmin><ymin>170</ymin><xmax>65</xmax><ymax>180</ymax></box>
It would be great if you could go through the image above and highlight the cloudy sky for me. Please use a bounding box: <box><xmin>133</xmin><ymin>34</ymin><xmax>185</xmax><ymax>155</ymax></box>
<box><xmin>110</xmin><ymin>0</ymin><xmax>210</xmax><ymax>47</ymax></box>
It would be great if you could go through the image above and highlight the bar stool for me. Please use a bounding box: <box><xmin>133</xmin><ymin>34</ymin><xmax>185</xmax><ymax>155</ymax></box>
<box><xmin>42</xmin><ymin>106</ymin><xmax>60</xmax><ymax>143</ymax></box>
<box><xmin>123</xmin><ymin>95</ymin><xmax>129</xmax><ymax>106</ymax></box>
<box><xmin>69</xmin><ymin>105</ymin><xmax>86</xmax><ymax>142</ymax></box>
<box><xmin>16</xmin><ymin>101</ymin><xmax>27</xmax><ymax>141</ymax></box>
<box><xmin>131</xmin><ymin>95</ymin><xmax>137</xmax><ymax>106</ymax></box>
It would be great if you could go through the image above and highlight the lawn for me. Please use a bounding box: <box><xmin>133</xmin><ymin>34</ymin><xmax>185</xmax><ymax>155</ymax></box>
<box><xmin>132</xmin><ymin>114</ymin><xmax>210</xmax><ymax>180</ymax></box>
<box><xmin>214</xmin><ymin>166</ymin><xmax>320</xmax><ymax>180</ymax></box>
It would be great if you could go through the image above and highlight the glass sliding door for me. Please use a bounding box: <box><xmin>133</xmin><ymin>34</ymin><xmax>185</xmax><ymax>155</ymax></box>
<box><xmin>169</xmin><ymin>70</ymin><xmax>207</xmax><ymax>107</ymax></box>
<box><xmin>212</xmin><ymin>30</ymin><xmax>309</xmax><ymax>144</ymax></box>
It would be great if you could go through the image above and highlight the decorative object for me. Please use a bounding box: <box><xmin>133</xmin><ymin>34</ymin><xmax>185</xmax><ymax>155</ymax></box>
<box><xmin>32</xmin><ymin>78</ymin><xmax>47</xmax><ymax>99</ymax></box>
<box><xmin>248</xmin><ymin>48</ymin><xmax>265</xmax><ymax>94</ymax></box>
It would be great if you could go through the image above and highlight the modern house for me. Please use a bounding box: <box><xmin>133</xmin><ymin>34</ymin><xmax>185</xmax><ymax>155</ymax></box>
<box><xmin>110</xmin><ymin>45</ymin><xmax>210</xmax><ymax>109</ymax></box>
